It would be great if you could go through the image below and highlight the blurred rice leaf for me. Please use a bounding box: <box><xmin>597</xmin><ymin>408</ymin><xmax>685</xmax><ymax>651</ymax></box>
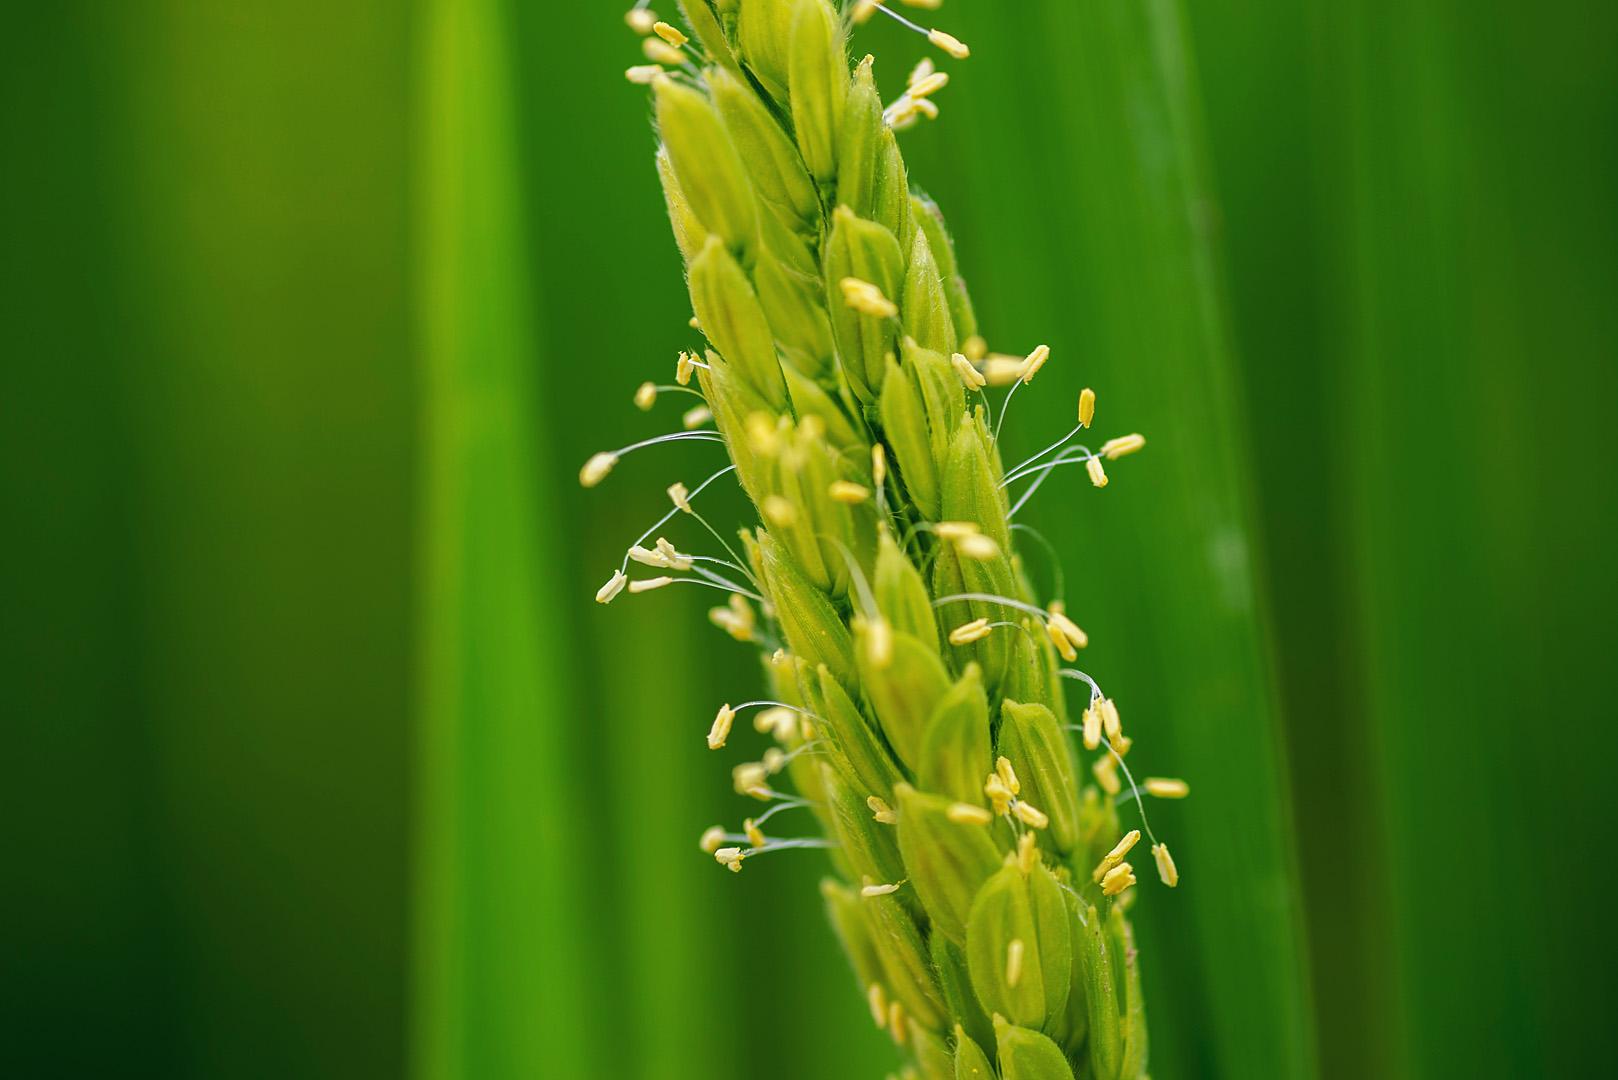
<box><xmin>413</xmin><ymin>0</ymin><xmax>599</xmax><ymax>1075</ymax></box>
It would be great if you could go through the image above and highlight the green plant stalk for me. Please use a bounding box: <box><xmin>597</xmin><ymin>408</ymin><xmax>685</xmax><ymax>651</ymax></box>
<box><xmin>589</xmin><ymin>3</ymin><xmax>1187</xmax><ymax>1075</ymax></box>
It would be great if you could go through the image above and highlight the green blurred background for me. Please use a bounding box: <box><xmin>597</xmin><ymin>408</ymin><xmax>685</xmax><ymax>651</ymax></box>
<box><xmin>5</xmin><ymin>1</ymin><xmax>1615</xmax><ymax>1077</ymax></box>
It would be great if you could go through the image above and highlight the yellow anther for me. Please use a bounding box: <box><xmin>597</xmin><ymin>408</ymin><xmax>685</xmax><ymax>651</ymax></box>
<box><xmin>1100</xmin><ymin>697</ymin><xmax>1122</xmax><ymax>743</ymax></box>
<box><xmin>579</xmin><ymin>451</ymin><xmax>618</xmax><ymax>487</ymax></box>
<box><xmin>732</xmin><ymin>761</ymin><xmax>768</xmax><ymax>796</ymax></box>
<box><xmin>933</xmin><ymin>520</ymin><xmax>980</xmax><ymax>540</ymax></box>
<box><xmin>1006</xmin><ymin>939</ymin><xmax>1025</xmax><ymax>989</ymax></box>
<box><xmin>682</xmin><ymin>404</ymin><xmax>712</xmax><ymax>429</ymax></box>
<box><xmin>744</xmin><ymin>818</ymin><xmax>766</xmax><ymax>848</ymax></box>
<box><xmin>900</xmin><ymin>0</ymin><xmax>942</xmax><ymax>9</ymax></box>
<box><xmin>829</xmin><ymin>480</ymin><xmax>871</xmax><ymax>504</ymax></box>
<box><xmin>628</xmin><ymin>576</ymin><xmax>674</xmax><ymax>593</ymax></box>
<box><xmin>1111</xmin><ymin>734</ymin><xmax>1133</xmax><ymax>756</ymax></box>
<box><xmin>872</xmin><ymin>442</ymin><xmax>888</xmax><ymax>486</ymax></box>
<box><xmin>908</xmin><ymin>57</ymin><xmax>936</xmax><ymax>88</ymax></box>
<box><xmin>963</xmin><ymin>334</ymin><xmax>988</xmax><ymax>361</ymax></box>
<box><xmin>643</xmin><ymin>38</ymin><xmax>684</xmax><ymax>65</ymax></box>
<box><xmin>762</xmin><ymin>494</ymin><xmax>797</xmax><ymax>526</ymax></box>
<box><xmin>761</xmin><ymin>747</ymin><xmax>786</xmax><ymax>774</ymax></box>
<box><xmin>996</xmin><ymin>756</ymin><xmax>1021</xmax><ymax>795</ymax></box>
<box><xmin>984</xmin><ymin>772</ymin><xmax>1013</xmax><ymax>816</ymax></box>
<box><xmin>655</xmin><ymin>536</ymin><xmax>692</xmax><ymax>570</ymax></box>
<box><xmin>947</xmin><ymin>802</ymin><xmax>993</xmax><ymax>826</ymax></box>
<box><xmin>1082</xmin><ymin>704</ymin><xmax>1101</xmax><ymax>750</ymax></box>
<box><xmin>867</xmin><ymin>795</ymin><xmax>899</xmax><ymax>825</ymax></box>
<box><xmin>1012</xmin><ymin>800</ymin><xmax>1049</xmax><ymax>829</ymax></box>
<box><xmin>956</xmin><ymin>533</ymin><xmax>1000</xmax><ymax>561</ymax></box>
<box><xmin>928</xmin><ymin>28</ymin><xmax>971</xmax><ymax>59</ymax></box>
<box><xmin>698</xmin><ymin>825</ymin><xmax>726</xmax><ymax>854</ymax></box>
<box><xmin>852</xmin><ymin>0</ymin><xmax>880</xmax><ymax>25</ymax></box>
<box><xmin>888</xmin><ymin>999</ymin><xmax>908</xmax><ymax>1045</ymax></box>
<box><xmin>861</xmin><ymin>881</ymin><xmax>902</xmax><ymax>897</ymax></box>
<box><xmin>1087</xmin><ymin>456</ymin><xmax>1109</xmax><ymax>488</ymax></box>
<box><xmin>839</xmin><ymin>276</ymin><xmax>898</xmax><ymax>318</ymax></box>
<box><xmin>596</xmin><ymin>570</ymin><xmax>628</xmax><ymax>604</ymax></box>
<box><xmin>633</xmin><ymin>382</ymin><xmax>657</xmax><ymax>410</ymax></box>
<box><xmin>1101</xmin><ymin>861</ymin><xmax>1137</xmax><ymax>897</ymax></box>
<box><xmin>867</xmin><ymin>983</ymin><xmax>888</xmax><ymax>1028</ymax></box>
<box><xmin>949</xmin><ymin>617</ymin><xmax>993</xmax><ymax>645</ymax></box>
<box><xmin>624</xmin><ymin>8</ymin><xmax>658</xmax><ymax>35</ymax></box>
<box><xmin>1145</xmin><ymin>777</ymin><xmax>1190</xmax><ymax>799</ymax></box>
<box><xmin>652</xmin><ymin>20</ymin><xmax>688</xmax><ymax>47</ymax></box>
<box><xmin>1020</xmin><ymin>344</ymin><xmax>1050</xmax><ymax>383</ymax></box>
<box><xmin>708</xmin><ymin>703</ymin><xmax>735</xmax><ymax>750</ymax></box>
<box><xmin>1092</xmin><ymin>829</ymin><xmax>1141</xmax><ymax>882</ymax></box>
<box><xmin>1079</xmin><ymin>387</ymin><xmax>1096</xmax><ymax>428</ymax></box>
<box><xmin>754</xmin><ymin>706</ymin><xmax>795</xmax><ymax>739</ymax></box>
<box><xmin>675</xmin><ymin>350</ymin><xmax>696</xmax><ymax>385</ymax></box>
<box><xmin>1046</xmin><ymin>617</ymin><xmax>1078</xmax><ymax>662</ymax></box>
<box><xmin>1047</xmin><ymin>607</ymin><xmax>1088</xmax><ymax>652</ymax></box>
<box><xmin>1154</xmin><ymin>842</ymin><xmax>1179</xmax><ymax>887</ymax></box>
<box><xmin>624</xmin><ymin>64</ymin><xmax>664</xmax><ymax>84</ymax></box>
<box><xmin>668</xmin><ymin>480</ymin><xmax>692</xmax><ymax>513</ymax></box>
<box><xmin>908</xmin><ymin>71</ymin><xmax>949</xmax><ymax>100</ymax></box>
<box><xmin>1102</xmin><ymin>433</ymin><xmax>1147</xmax><ymax>459</ymax></box>
<box><xmin>1093</xmin><ymin>754</ymin><xmax>1121</xmax><ymax>796</ymax></box>
<box><xmin>952</xmin><ymin>351</ymin><xmax>987</xmax><ymax>390</ymax></box>
<box><xmin>714</xmin><ymin>846</ymin><xmax>745</xmax><ymax>873</ymax></box>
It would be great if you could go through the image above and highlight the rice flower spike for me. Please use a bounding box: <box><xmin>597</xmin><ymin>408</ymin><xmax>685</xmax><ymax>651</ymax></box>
<box><xmin>586</xmin><ymin>4</ymin><xmax>1182</xmax><ymax>1075</ymax></box>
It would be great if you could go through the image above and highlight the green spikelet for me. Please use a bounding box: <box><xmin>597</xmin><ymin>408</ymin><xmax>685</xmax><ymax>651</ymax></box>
<box><xmin>587</xmin><ymin>6</ymin><xmax>1177</xmax><ymax>1076</ymax></box>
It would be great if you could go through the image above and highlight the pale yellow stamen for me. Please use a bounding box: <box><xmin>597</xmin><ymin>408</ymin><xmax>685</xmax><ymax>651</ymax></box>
<box><xmin>668</xmin><ymin>481</ymin><xmax>692</xmax><ymax>513</ymax></box>
<box><xmin>867</xmin><ymin>795</ymin><xmax>898</xmax><ymax>825</ymax></box>
<box><xmin>1047</xmin><ymin>607</ymin><xmax>1089</xmax><ymax>653</ymax></box>
<box><xmin>1093</xmin><ymin>754</ymin><xmax>1121</xmax><ymax>796</ymax></box>
<box><xmin>947</xmin><ymin>802</ymin><xmax>993</xmax><ymax>826</ymax></box>
<box><xmin>682</xmin><ymin>404</ymin><xmax>712</xmax><ymax>429</ymax></box>
<box><xmin>1020</xmin><ymin>344</ymin><xmax>1050</xmax><ymax>383</ymax></box>
<box><xmin>852</xmin><ymin>0</ymin><xmax>880</xmax><ymax>25</ymax></box>
<box><xmin>829</xmin><ymin>480</ymin><xmax>871</xmax><ymax>504</ymax></box>
<box><xmin>899</xmin><ymin>0</ymin><xmax>942</xmax><ymax>9</ymax></box>
<box><xmin>1154</xmin><ymin>842</ymin><xmax>1179</xmax><ymax>887</ymax></box>
<box><xmin>933</xmin><ymin>520</ymin><xmax>980</xmax><ymax>540</ymax></box>
<box><xmin>839</xmin><ymin>276</ymin><xmax>898</xmax><ymax>319</ymax></box>
<box><xmin>629</xmin><ymin>576</ymin><xmax>673</xmax><ymax>593</ymax></box>
<box><xmin>634</xmin><ymin>381</ymin><xmax>657</xmax><ymax>410</ymax></box>
<box><xmin>963</xmin><ymin>334</ymin><xmax>988</xmax><ymax>361</ymax></box>
<box><xmin>1101</xmin><ymin>861</ymin><xmax>1136</xmax><ymax>896</ymax></box>
<box><xmin>1046</xmin><ymin>618</ymin><xmax>1078</xmax><ymax>662</ymax></box>
<box><xmin>928</xmin><ymin>28</ymin><xmax>970</xmax><ymax>59</ymax></box>
<box><xmin>579</xmin><ymin>451</ymin><xmax>618</xmax><ymax>487</ymax></box>
<box><xmin>708</xmin><ymin>703</ymin><xmax>735</xmax><ymax>750</ymax></box>
<box><xmin>744</xmin><ymin>818</ymin><xmax>766</xmax><ymax>848</ymax></box>
<box><xmin>698</xmin><ymin>825</ymin><xmax>725</xmax><ymax>854</ymax></box>
<box><xmin>1145</xmin><ymin>777</ymin><xmax>1190</xmax><ymax>799</ymax></box>
<box><xmin>596</xmin><ymin>570</ymin><xmax>628</xmax><ymax>604</ymax></box>
<box><xmin>625</xmin><ymin>8</ymin><xmax>657</xmax><ymax>34</ymax></box>
<box><xmin>996</xmin><ymin>755</ymin><xmax>1021</xmax><ymax>795</ymax></box>
<box><xmin>1102</xmin><ymin>433</ymin><xmax>1147</xmax><ymax>459</ymax></box>
<box><xmin>872</xmin><ymin>443</ymin><xmax>888</xmax><ymax>486</ymax></box>
<box><xmin>983</xmin><ymin>354</ymin><xmax>1026</xmax><ymax>386</ymax></box>
<box><xmin>1082</xmin><ymin>704</ymin><xmax>1101</xmax><ymax>749</ymax></box>
<box><xmin>675</xmin><ymin>350</ymin><xmax>696</xmax><ymax>385</ymax></box>
<box><xmin>952</xmin><ymin>351</ymin><xmax>987</xmax><ymax>390</ymax></box>
<box><xmin>754</xmin><ymin>706</ymin><xmax>794</xmax><ymax>739</ymax></box>
<box><xmin>714</xmin><ymin>846</ymin><xmax>745</xmax><ymax>873</ymax></box>
<box><xmin>655</xmin><ymin>536</ymin><xmax>692</xmax><ymax>570</ymax></box>
<box><xmin>907</xmin><ymin>57</ymin><xmax>935</xmax><ymax>88</ymax></box>
<box><xmin>1101</xmin><ymin>697</ymin><xmax>1122</xmax><ymax>743</ymax></box>
<box><xmin>1006</xmin><ymin>939</ymin><xmax>1025</xmax><ymax>988</ymax></box>
<box><xmin>643</xmin><ymin>38</ymin><xmax>684</xmax><ymax>65</ymax></box>
<box><xmin>762</xmin><ymin>494</ymin><xmax>797</xmax><ymax>525</ymax></box>
<box><xmin>984</xmin><ymin>773</ymin><xmax>1013</xmax><ymax>816</ymax></box>
<box><xmin>1079</xmin><ymin>387</ymin><xmax>1096</xmax><ymax>428</ymax></box>
<box><xmin>1016</xmin><ymin>831</ymin><xmax>1038</xmax><ymax>874</ymax></box>
<box><xmin>888</xmin><ymin>1000</ymin><xmax>908</xmax><ymax>1045</ymax></box>
<box><xmin>908</xmin><ymin>71</ymin><xmax>949</xmax><ymax>100</ymax></box>
<box><xmin>867</xmin><ymin>983</ymin><xmax>888</xmax><ymax>1028</ymax></box>
<box><xmin>732</xmin><ymin>761</ymin><xmax>768</xmax><ymax>796</ymax></box>
<box><xmin>949</xmin><ymin>617</ymin><xmax>992</xmax><ymax>645</ymax></box>
<box><xmin>955</xmin><ymin>533</ymin><xmax>1000</xmax><ymax>561</ymax></box>
<box><xmin>1087</xmin><ymin>456</ymin><xmax>1109</xmax><ymax>488</ymax></box>
<box><xmin>761</xmin><ymin>747</ymin><xmax>786</xmax><ymax>774</ymax></box>
<box><xmin>1092</xmin><ymin>829</ymin><xmax>1141</xmax><ymax>881</ymax></box>
<box><xmin>624</xmin><ymin>64</ymin><xmax>663</xmax><ymax>85</ymax></box>
<box><xmin>861</xmin><ymin>881</ymin><xmax>902</xmax><ymax>897</ymax></box>
<box><xmin>1013</xmin><ymin>800</ymin><xmax>1049</xmax><ymax>829</ymax></box>
<box><xmin>652</xmin><ymin>21</ymin><xmax>687</xmax><ymax>47</ymax></box>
